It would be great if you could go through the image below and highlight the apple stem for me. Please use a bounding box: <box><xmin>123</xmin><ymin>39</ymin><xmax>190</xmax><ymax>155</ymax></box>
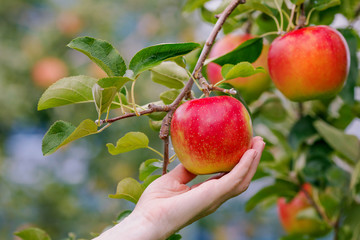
<box><xmin>295</xmin><ymin>3</ymin><xmax>306</xmax><ymax>29</ymax></box>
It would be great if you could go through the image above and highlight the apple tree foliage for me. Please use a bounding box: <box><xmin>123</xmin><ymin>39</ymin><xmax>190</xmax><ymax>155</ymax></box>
<box><xmin>16</xmin><ymin>0</ymin><xmax>360</xmax><ymax>239</ymax></box>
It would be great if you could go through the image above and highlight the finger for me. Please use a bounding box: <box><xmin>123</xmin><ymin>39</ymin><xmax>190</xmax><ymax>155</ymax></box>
<box><xmin>240</xmin><ymin>138</ymin><xmax>265</xmax><ymax>187</ymax></box>
<box><xmin>190</xmin><ymin>172</ymin><xmax>227</xmax><ymax>189</ymax></box>
<box><xmin>218</xmin><ymin>148</ymin><xmax>257</xmax><ymax>191</ymax></box>
<box><xmin>164</xmin><ymin>164</ymin><xmax>197</xmax><ymax>184</ymax></box>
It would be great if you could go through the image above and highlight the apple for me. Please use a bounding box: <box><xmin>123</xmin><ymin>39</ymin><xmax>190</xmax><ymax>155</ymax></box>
<box><xmin>32</xmin><ymin>57</ymin><xmax>68</xmax><ymax>88</ymax></box>
<box><xmin>278</xmin><ymin>183</ymin><xmax>329</xmax><ymax>236</ymax></box>
<box><xmin>56</xmin><ymin>12</ymin><xmax>83</xmax><ymax>37</ymax></box>
<box><xmin>207</xmin><ymin>34</ymin><xmax>271</xmax><ymax>102</ymax></box>
<box><xmin>268</xmin><ymin>25</ymin><xmax>350</xmax><ymax>101</ymax></box>
<box><xmin>170</xmin><ymin>96</ymin><xmax>253</xmax><ymax>174</ymax></box>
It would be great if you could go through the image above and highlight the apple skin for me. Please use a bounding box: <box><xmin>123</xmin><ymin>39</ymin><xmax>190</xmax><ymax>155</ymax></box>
<box><xmin>278</xmin><ymin>183</ymin><xmax>329</xmax><ymax>236</ymax></box>
<box><xmin>170</xmin><ymin>96</ymin><xmax>253</xmax><ymax>175</ymax></box>
<box><xmin>268</xmin><ymin>25</ymin><xmax>350</xmax><ymax>101</ymax></box>
<box><xmin>32</xmin><ymin>57</ymin><xmax>68</xmax><ymax>88</ymax></box>
<box><xmin>207</xmin><ymin>34</ymin><xmax>271</xmax><ymax>102</ymax></box>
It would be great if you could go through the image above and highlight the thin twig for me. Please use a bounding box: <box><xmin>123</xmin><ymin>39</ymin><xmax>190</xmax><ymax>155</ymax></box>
<box><xmin>99</xmin><ymin>104</ymin><xmax>170</xmax><ymax>125</ymax></box>
<box><xmin>301</xmin><ymin>186</ymin><xmax>333</xmax><ymax>226</ymax></box>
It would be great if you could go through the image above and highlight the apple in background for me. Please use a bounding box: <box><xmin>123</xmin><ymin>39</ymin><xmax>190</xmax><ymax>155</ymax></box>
<box><xmin>32</xmin><ymin>57</ymin><xmax>68</xmax><ymax>88</ymax></box>
<box><xmin>268</xmin><ymin>25</ymin><xmax>350</xmax><ymax>101</ymax></box>
<box><xmin>56</xmin><ymin>11</ymin><xmax>83</xmax><ymax>37</ymax></box>
<box><xmin>278</xmin><ymin>183</ymin><xmax>329</xmax><ymax>236</ymax></box>
<box><xmin>170</xmin><ymin>96</ymin><xmax>253</xmax><ymax>175</ymax></box>
<box><xmin>207</xmin><ymin>34</ymin><xmax>271</xmax><ymax>103</ymax></box>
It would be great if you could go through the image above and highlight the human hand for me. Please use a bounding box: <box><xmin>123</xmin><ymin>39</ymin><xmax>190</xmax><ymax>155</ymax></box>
<box><xmin>94</xmin><ymin>136</ymin><xmax>265</xmax><ymax>240</ymax></box>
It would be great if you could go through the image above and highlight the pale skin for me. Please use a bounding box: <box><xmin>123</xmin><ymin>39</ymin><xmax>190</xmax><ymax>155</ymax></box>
<box><xmin>94</xmin><ymin>136</ymin><xmax>265</xmax><ymax>240</ymax></box>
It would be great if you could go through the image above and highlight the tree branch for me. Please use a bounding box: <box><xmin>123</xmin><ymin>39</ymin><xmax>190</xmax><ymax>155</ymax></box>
<box><xmin>162</xmin><ymin>136</ymin><xmax>170</xmax><ymax>175</ymax></box>
<box><xmin>99</xmin><ymin>104</ymin><xmax>171</xmax><ymax>125</ymax></box>
<box><xmin>301</xmin><ymin>186</ymin><xmax>333</xmax><ymax>227</ymax></box>
<box><xmin>158</xmin><ymin>0</ymin><xmax>246</xmax><ymax>173</ymax></box>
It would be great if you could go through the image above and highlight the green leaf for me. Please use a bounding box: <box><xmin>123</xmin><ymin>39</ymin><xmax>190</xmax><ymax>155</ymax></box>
<box><xmin>183</xmin><ymin>0</ymin><xmax>210</xmax><ymax>12</ymax></box>
<box><xmin>98</xmin><ymin>76</ymin><xmax>133</xmax><ymax>90</ymax></box>
<box><xmin>150</xmin><ymin>62</ymin><xmax>189</xmax><ymax>89</ymax></box>
<box><xmin>224</xmin><ymin>62</ymin><xmax>265</xmax><ymax>80</ymax></box>
<box><xmin>67</xmin><ymin>36</ymin><xmax>126</xmax><ymax>77</ymax></box>
<box><xmin>339</xmin><ymin>29</ymin><xmax>359</xmax><ymax>104</ymax></box>
<box><xmin>92</xmin><ymin>84</ymin><xmax>117</xmax><ymax>115</ymax></box>
<box><xmin>311</xmin><ymin>0</ymin><xmax>341</xmax><ymax>11</ymax></box>
<box><xmin>220</xmin><ymin>64</ymin><xmax>234</xmax><ymax>78</ymax></box>
<box><xmin>259</xmin><ymin>97</ymin><xmax>287</xmax><ymax>122</ymax></box>
<box><xmin>14</xmin><ymin>227</ymin><xmax>51</xmax><ymax>240</ymax></box>
<box><xmin>106</xmin><ymin>132</ymin><xmax>149</xmax><ymax>155</ymax></box>
<box><xmin>167</xmin><ymin>233</ymin><xmax>182</xmax><ymax>240</ymax></box>
<box><xmin>296</xmin><ymin>207</ymin><xmax>322</xmax><ymax>221</ymax></box>
<box><xmin>115</xmin><ymin>210</ymin><xmax>132</xmax><ymax>223</ymax></box>
<box><xmin>245</xmin><ymin>180</ymin><xmax>298</xmax><ymax>211</ymax></box>
<box><xmin>93</xmin><ymin>76</ymin><xmax>133</xmax><ymax>114</ymax></box>
<box><xmin>314</xmin><ymin>120</ymin><xmax>360</xmax><ymax>164</ymax></box>
<box><xmin>247</xmin><ymin>1</ymin><xmax>275</xmax><ymax>16</ymax></box>
<box><xmin>288</xmin><ymin>116</ymin><xmax>317</xmax><ymax>150</ymax></box>
<box><xmin>129</xmin><ymin>42</ymin><xmax>200</xmax><ymax>75</ymax></box>
<box><xmin>149</xmin><ymin>119</ymin><xmax>162</xmax><ymax>132</ymax></box>
<box><xmin>351</xmin><ymin>161</ymin><xmax>360</xmax><ymax>200</ymax></box>
<box><xmin>139</xmin><ymin>159</ymin><xmax>162</xmax><ymax>181</ymax></box>
<box><xmin>38</xmin><ymin>75</ymin><xmax>97</xmax><ymax>110</ymax></box>
<box><xmin>42</xmin><ymin>119</ymin><xmax>98</xmax><ymax>156</ymax></box>
<box><xmin>211</xmin><ymin>38</ymin><xmax>263</xmax><ymax>66</ymax></box>
<box><xmin>160</xmin><ymin>89</ymin><xmax>181</xmax><ymax>104</ymax></box>
<box><xmin>109</xmin><ymin>177</ymin><xmax>144</xmax><ymax>203</ymax></box>
<box><xmin>291</xmin><ymin>0</ymin><xmax>305</xmax><ymax>4</ymax></box>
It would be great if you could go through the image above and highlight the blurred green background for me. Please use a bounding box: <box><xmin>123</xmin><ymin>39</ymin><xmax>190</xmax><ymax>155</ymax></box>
<box><xmin>1</xmin><ymin>0</ymin><xmax>358</xmax><ymax>240</ymax></box>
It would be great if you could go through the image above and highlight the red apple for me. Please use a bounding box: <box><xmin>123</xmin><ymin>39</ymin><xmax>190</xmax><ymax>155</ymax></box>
<box><xmin>207</xmin><ymin>34</ymin><xmax>271</xmax><ymax>102</ymax></box>
<box><xmin>278</xmin><ymin>183</ymin><xmax>329</xmax><ymax>236</ymax></box>
<box><xmin>32</xmin><ymin>57</ymin><xmax>68</xmax><ymax>88</ymax></box>
<box><xmin>170</xmin><ymin>96</ymin><xmax>253</xmax><ymax>174</ymax></box>
<box><xmin>56</xmin><ymin>12</ymin><xmax>83</xmax><ymax>37</ymax></box>
<box><xmin>268</xmin><ymin>25</ymin><xmax>350</xmax><ymax>101</ymax></box>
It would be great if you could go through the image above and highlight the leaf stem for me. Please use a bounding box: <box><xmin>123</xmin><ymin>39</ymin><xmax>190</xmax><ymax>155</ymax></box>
<box><xmin>147</xmin><ymin>146</ymin><xmax>164</xmax><ymax>158</ymax></box>
<box><xmin>169</xmin><ymin>154</ymin><xmax>177</xmax><ymax>162</ymax></box>
<box><xmin>274</xmin><ymin>0</ymin><xmax>283</xmax><ymax>32</ymax></box>
<box><xmin>305</xmin><ymin>8</ymin><xmax>316</xmax><ymax>26</ymax></box>
<box><xmin>259</xmin><ymin>31</ymin><xmax>280</xmax><ymax>38</ymax></box>
<box><xmin>117</xmin><ymin>92</ymin><xmax>126</xmax><ymax>115</ymax></box>
<box><xmin>97</xmin><ymin>123</ymin><xmax>112</xmax><ymax>133</ymax></box>
<box><xmin>131</xmin><ymin>79</ymin><xmax>140</xmax><ymax>116</ymax></box>
<box><xmin>286</xmin><ymin>4</ymin><xmax>297</xmax><ymax>32</ymax></box>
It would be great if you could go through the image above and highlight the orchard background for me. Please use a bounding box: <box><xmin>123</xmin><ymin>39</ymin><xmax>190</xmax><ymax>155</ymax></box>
<box><xmin>1</xmin><ymin>0</ymin><xmax>360</xmax><ymax>240</ymax></box>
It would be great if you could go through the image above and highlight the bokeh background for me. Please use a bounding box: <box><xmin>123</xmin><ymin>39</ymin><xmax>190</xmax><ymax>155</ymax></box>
<box><xmin>1</xmin><ymin>0</ymin><xmax>359</xmax><ymax>239</ymax></box>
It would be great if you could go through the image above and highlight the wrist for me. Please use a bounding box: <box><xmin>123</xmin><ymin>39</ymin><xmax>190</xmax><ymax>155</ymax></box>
<box><xmin>93</xmin><ymin>211</ymin><xmax>162</xmax><ymax>240</ymax></box>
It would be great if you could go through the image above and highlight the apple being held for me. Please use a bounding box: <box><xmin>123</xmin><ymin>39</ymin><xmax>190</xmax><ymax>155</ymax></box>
<box><xmin>278</xmin><ymin>183</ymin><xmax>330</xmax><ymax>236</ymax></box>
<box><xmin>170</xmin><ymin>96</ymin><xmax>253</xmax><ymax>175</ymax></box>
<box><xmin>207</xmin><ymin>34</ymin><xmax>271</xmax><ymax>102</ymax></box>
<box><xmin>268</xmin><ymin>25</ymin><xmax>350</xmax><ymax>101</ymax></box>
